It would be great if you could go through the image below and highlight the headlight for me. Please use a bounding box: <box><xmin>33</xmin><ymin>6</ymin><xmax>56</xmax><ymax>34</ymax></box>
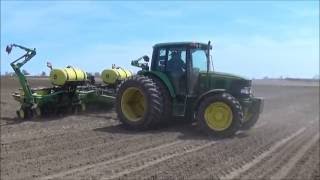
<box><xmin>240</xmin><ymin>87</ymin><xmax>252</xmax><ymax>95</ymax></box>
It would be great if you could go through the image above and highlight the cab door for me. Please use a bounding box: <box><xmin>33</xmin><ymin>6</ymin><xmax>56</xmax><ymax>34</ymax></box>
<box><xmin>152</xmin><ymin>47</ymin><xmax>188</xmax><ymax>97</ymax></box>
<box><xmin>166</xmin><ymin>48</ymin><xmax>187</xmax><ymax>96</ymax></box>
<box><xmin>188</xmin><ymin>48</ymin><xmax>209</xmax><ymax>96</ymax></box>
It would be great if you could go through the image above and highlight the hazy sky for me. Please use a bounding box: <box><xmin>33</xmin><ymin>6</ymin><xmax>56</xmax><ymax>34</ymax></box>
<box><xmin>1</xmin><ymin>1</ymin><xmax>319</xmax><ymax>78</ymax></box>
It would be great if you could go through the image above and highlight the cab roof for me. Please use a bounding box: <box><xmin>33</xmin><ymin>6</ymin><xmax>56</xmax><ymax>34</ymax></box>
<box><xmin>153</xmin><ymin>42</ymin><xmax>212</xmax><ymax>49</ymax></box>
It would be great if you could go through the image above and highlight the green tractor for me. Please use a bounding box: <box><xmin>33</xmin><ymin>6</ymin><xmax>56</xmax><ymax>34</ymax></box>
<box><xmin>116</xmin><ymin>41</ymin><xmax>264</xmax><ymax>137</ymax></box>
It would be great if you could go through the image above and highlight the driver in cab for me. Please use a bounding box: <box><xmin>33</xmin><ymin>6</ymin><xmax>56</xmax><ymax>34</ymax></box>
<box><xmin>166</xmin><ymin>51</ymin><xmax>186</xmax><ymax>72</ymax></box>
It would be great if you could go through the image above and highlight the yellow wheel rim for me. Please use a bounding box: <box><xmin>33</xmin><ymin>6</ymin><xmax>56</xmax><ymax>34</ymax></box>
<box><xmin>204</xmin><ymin>102</ymin><xmax>233</xmax><ymax>131</ymax></box>
<box><xmin>121</xmin><ymin>87</ymin><xmax>146</xmax><ymax>122</ymax></box>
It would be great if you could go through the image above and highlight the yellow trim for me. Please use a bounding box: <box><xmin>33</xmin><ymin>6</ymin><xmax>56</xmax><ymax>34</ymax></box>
<box><xmin>50</xmin><ymin>67</ymin><xmax>87</xmax><ymax>86</ymax></box>
<box><xmin>204</xmin><ymin>102</ymin><xmax>233</xmax><ymax>131</ymax></box>
<box><xmin>121</xmin><ymin>87</ymin><xmax>146</xmax><ymax>122</ymax></box>
<box><xmin>101</xmin><ymin>68</ymin><xmax>133</xmax><ymax>84</ymax></box>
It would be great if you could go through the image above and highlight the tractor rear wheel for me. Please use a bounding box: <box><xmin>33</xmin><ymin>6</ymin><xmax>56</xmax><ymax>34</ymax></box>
<box><xmin>148</xmin><ymin>76</ymin><xmax>172</xmax><ymax>123</ymax></box>
<box><xmin>116</xmin><ymin>75</ymin><xmax>164</xmax><ymax>129</ymax></box>
<box><xmin>196</xmin><ymin>93</ymin><xmax>243</xmax><ymax>137</ymax></box>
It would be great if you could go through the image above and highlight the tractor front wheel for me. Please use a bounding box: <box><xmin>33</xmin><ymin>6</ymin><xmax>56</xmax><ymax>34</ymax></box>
<box><xmin>240</xmin><ymin>111</ymin><xmax>260</xmax><ymax>130</ymax></box>
<box><xmin>116</xmin><ymin>75</ymin><xmax>164</xmax><ymax>130</ymax></box>
<box><xmin>196</xmin><ymin>93</ymin><xmax>243</xmax><ymax>137</ymax></box>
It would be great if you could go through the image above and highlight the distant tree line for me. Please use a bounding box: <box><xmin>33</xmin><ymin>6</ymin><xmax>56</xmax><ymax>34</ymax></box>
<box><xmin>3</xmin><ymin>70</ymin><xmax>47</xmax><ymax>77</ymax></box>
<box><xmin>3</xmin><ymin>72</ymin><xmax>318</xmax><ymax>80</ymax></box>
<box><xmin>86</xmin><ymin>72</ymin><xmax>101</xmax><ymax>77</ymax></box>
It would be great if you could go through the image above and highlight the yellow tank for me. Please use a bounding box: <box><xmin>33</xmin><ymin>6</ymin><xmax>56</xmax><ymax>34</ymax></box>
<box><xmin>101</xmin><ymin>68</ymin><xmax>132</xmax><ymax>84</ymax></box>
<box><xmin>50</xmin><ymin>67</ymin><xmax>87</xmax><ymax>86</ymax></box>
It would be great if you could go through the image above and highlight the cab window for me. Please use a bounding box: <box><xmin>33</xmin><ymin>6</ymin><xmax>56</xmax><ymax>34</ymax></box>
<box><xmin>189</xmin><ymin>49</ymin><xmax>208</xmax><ymax>95</ymax></box>
<box><xmin>191</xmin><ymin>49</ymin><xmax>208</xmax><ymax>72</ymax></box>
<box><xmin>155</xmin><ymin>48</ymin><xmax>166</xmax><ymax>71</ymax></box>
<box><xmin>166</xmin><ymin>48</ymin><xmax>186</xmax><ymax>73</ymax></box>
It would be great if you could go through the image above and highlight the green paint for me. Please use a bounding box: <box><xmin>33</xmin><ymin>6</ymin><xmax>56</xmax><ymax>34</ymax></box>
<box><xmin>9</xmin><ymin>44</ymin><xmax>37</xmax><ymax>107</ymax></box>
<box><xmin>140</xmin><ymin>71</ymin><xmax>176</xmax><ymax>97</ymax></box>
<box><xmin>132</xmin><ymin>41</ymin><xmax>262</xmax><ymax>119</ymax></box>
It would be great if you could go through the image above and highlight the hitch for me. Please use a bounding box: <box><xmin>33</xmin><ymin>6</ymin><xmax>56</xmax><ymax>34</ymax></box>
<box><xmin>6</xmin><ymin>44</ymin><xmax>37</xmax><ymax>108</ymax></box>
<box><xmin>7</xmin><ymin>44</ymin><xmax>36</xmax><ymax>69</ymax></box>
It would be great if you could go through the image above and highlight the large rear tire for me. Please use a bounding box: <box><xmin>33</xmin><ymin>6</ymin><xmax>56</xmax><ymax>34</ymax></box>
<box><xmin>196</xmin><ymin>93</ymin><xmax>243</xmax><ymax>137</ymax></box>
<box><xmin>116</xmin><ymin>75</ymin><xmax>164</xmax><ymax>130</ymax></box>
<box><xmin>148</xmin><ymin>76</ymin><xmax>172</xmax><ymax>123</ymax></box>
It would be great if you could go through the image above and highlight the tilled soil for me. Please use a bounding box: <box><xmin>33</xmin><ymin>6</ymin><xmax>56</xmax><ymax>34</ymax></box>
<box><xmin>1</xmin><ymin>77</ymin><xmax>319</xmax><ymax>180</ymax></box>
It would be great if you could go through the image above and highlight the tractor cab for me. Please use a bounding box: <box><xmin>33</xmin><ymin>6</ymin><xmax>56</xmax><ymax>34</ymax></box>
<box><xmin>151</xmin><ymin>42</ymin><xmax>212</xmax><ymax>97</ymax></box>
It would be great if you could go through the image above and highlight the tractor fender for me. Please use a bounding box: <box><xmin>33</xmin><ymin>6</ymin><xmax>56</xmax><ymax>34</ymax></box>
<box><xmin>141</xmin><ymin>71</ymin><xmax>176</xmax><ymax>98</ymax></box>
<box><xmin>194</xmin><ymin>89</ymin><xmax>226</xmax><ymax>111</ymax></box>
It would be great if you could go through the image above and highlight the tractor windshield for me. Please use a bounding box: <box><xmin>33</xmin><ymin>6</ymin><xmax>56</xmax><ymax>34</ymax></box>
<box><xmin>191</xmin><ymin>49</ymin><xmax>209</xmax><ymax>73</ymax></box>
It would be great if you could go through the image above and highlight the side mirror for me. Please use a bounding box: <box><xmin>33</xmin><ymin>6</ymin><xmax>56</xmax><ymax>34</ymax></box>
<box><xmin>47</xmin><ymin>62</ymin><xmax>53</xmax><ymax>70</ymax></box>
<box><xmin>143</xmin><ymin>55</ymin><xmax>149</xmax><ymax>62</ymax></box>
<box><xmin>6</xmin><ymin>45</ymin><xmax>13</xmax><ymax>54</ymax></box>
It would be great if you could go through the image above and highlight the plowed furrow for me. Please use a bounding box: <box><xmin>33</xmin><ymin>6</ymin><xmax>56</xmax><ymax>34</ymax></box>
<box><xmin>1</xmin><ymin>118</ymin><xmax>112</xmax><ymax>143</ymax></box>
<box><xmin>44</xmin><ymin>139</ymin><xmax>216</xmax><ymax>180</ymax></box>
<box><xmin>1</xmin><ymin>124</ymin><xmax>119</xmax><ymax>154</ymax></box>
<box><xmin>270</xmin><ymin>133</ymin><xmax>319</xmax><ymax>179</ymax></box>
<box><xmin>1</xmin><ymin>123</ymin><xmax>192</xmax><ymax>164</ymax></box>
<box><xmin>2</xmin><ymin>133</ymin><xmax>139</xmax><ymax>166</ymax></box>
<box><xmin>222</xmin><ymin>128</ymin><xmax>316</xmax><ymax>179</ymax></box>
<box><xmin>2</xmin><ymin>128</ymin><xmax>186</xmax><ymax>180</ymax></box>
<box><xmin>236</xmin><ymin>126</ymin><xmax>318</xmax><ymax>179</ymax></box>
<box><xmin>2</xmin><ymin>125</ymin><xmax>185</xmax><ymax>166</ymax></box>
<box><xmin>1</xmin><ymin>112</ymin><xmax>116</xmax><ymax>133</ymax></box>
<box><xmin>120</xmin><ymin>122</ymin><xmax>294</xmax><ymax>179</ymax></box>
<box><xmin>38</xmin><ymin>140</ymin><xmax>184</xmax><ymax>180</ymax></box>
<box><xmin>285</xmin><ymin>142</ymin><xmax>320</xmax><ymax>180</ymax></box>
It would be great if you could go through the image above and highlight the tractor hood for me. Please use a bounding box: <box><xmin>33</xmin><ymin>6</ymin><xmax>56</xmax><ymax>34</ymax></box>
<box><xmin>207</xmin><ymin>71</ymin><xmax>248</xmax><ymax>81</ymax></box>
<box><xmin>201</xmin><ymin>71</ymin><xmax>252</xmax><ymax>97</ymax></box>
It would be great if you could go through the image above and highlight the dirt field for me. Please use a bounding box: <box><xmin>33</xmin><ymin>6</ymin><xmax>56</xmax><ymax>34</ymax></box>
<box><xmin>1</xmin><ymin>77</ymin><xmax>319</xmax><ymax>180</ymax></box>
